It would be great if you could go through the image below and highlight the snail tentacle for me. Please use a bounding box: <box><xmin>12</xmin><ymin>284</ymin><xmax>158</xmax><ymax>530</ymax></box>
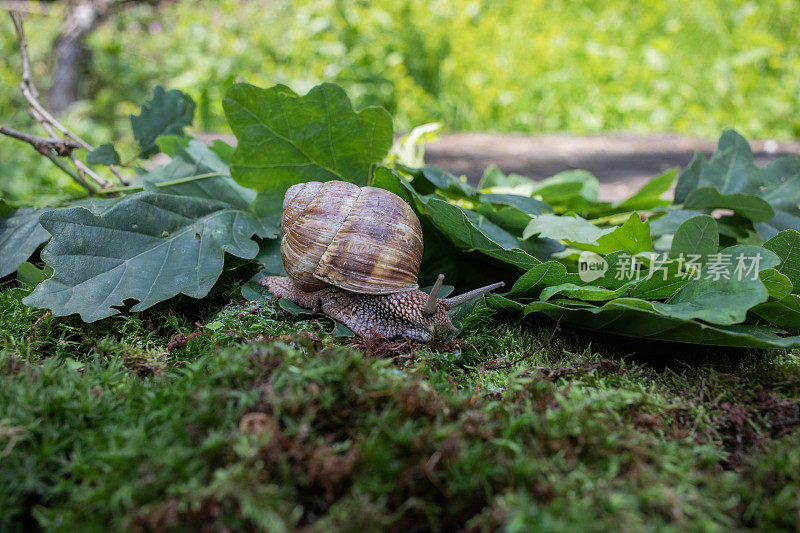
<box><xmin>442</xmin><ymin>282</ymin><xmax>505</xmax><ymax>310</ymax></box>
<box><xmin>423</xmin><ymin>274</ymin><xmax>445</xmax><ymax>315</ymax></box>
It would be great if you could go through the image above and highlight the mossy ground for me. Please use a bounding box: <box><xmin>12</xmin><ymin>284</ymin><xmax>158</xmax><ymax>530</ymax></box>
<box><xmin>1</xmin><ymin>278</ymin><xmax>799</xmax><ymax>531</ymax></box>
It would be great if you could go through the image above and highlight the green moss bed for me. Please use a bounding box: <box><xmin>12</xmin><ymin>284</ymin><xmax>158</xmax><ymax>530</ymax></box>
<box><xmin>1</xmin><ymin>278</ymin><xmax>799</xmax><ymax>531</ymax></box>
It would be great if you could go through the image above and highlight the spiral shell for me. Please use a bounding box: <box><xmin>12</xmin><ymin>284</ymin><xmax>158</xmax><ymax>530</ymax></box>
<box><xmin>280</xmin><ymin>180</ymin><xmax>423</xmax><ymax>295</ymax></box>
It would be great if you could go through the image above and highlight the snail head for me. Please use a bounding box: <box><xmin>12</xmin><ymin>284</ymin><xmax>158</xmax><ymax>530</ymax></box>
<box><xmin>409</xmin><ymin>274</ymin><xmax>504</xmax><ymax>341</ymax></box>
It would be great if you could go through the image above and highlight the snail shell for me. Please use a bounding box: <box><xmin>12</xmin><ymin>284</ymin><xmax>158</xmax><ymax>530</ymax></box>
<box><xmin>280</xmin><ymin>180</ymin><xmax>423</xmax><ymax>295</ymax></box>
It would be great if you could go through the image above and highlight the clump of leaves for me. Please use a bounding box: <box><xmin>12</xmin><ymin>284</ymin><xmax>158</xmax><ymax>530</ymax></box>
<box><xmin>3</xmin><ymin>80</ymin><xmax>800</xmax><ymax>349</ymax></box>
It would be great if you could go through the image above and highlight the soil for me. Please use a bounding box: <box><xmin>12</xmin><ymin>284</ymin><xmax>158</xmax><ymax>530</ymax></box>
<box><xmin>192</xmin><ymin>132</ymin><xmax>800</xmax><ymax>202</ymax></box>
<box><xmin>424</xmin><ymin>132</ymin><xmax>800</xmax><ymax>201</ymax></box>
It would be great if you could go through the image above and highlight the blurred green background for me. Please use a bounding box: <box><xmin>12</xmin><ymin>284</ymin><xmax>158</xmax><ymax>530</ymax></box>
<box><xmin>2</xmin><ymin>0</ymin><xmax>799</xmax><ymax>203</ymax></box>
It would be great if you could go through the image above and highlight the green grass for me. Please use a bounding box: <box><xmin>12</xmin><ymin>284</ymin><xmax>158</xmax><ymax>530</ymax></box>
<box><xmin>3</xmin><ymin>0</ymin><xmax>800</xmax><ymax>203</ymax></box>
<box><xmin>2</xmin><ymin>282</ymin><xmax>799</xmax><ymax>531</ymax></box>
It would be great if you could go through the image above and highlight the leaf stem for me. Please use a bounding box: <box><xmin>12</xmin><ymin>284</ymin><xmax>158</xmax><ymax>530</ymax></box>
<box><xmin>589</xmin><ymin>211</ymin><xmax>649</xmax><ymax>226</ymax></box>
<box><xmin>43</xmin><ymin>151</ymin><xmax>96</xmax><ymax>193</ymax></box>
<box><xmin>97</xmin><ymin>172</ymin><xmax>228</xmax><ymax>195</ymax></box>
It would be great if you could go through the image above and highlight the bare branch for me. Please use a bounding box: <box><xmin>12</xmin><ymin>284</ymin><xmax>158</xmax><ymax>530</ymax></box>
<box><xmin>8</xmin><ymin>10</ymin><xmax>125</xmax><ymax>187</ymax></box>
<box><xmin>40</xmin><ymin>149</ymin><xmax>95</xmax><ymax>192</ymax></box>
<box><xmin>0</xmin><ymin>125</ymin><xmax>95</xmax><ymax>192</ymax></box>
<box><xmin>0</xmin><ymin>125</ymin><xmax>80</xmax><ymax>155</ymax></box>
<box><xmin>11</xmin><ymin>11</ymin><xmax>90</xmax><ymax>149</ymax></box>
<box><xmin>9</xmin><ymin>10</ymin><xmax>36</xmax><ymax>99</ymax></box>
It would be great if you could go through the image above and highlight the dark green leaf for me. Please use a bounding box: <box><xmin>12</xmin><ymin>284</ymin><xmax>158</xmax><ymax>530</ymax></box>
<box><xmin>717</xmin><ymin>244</ymin><xmax>780</xmax><ymax>273</ymax></box>
<box><xmin>420</xmin><ymin>281</ymin><xmax>454</xmax><ymax>298</ymax></box>
<box><xmin>223</xmin><ymin>82</ymin><xmax>392</xmax><ymax>196</ymax></box>
<box><xmin>332</xmin><ymin>322</ymin><xmax>356</xmax><ymax>337</ymax></box>
<box><xmin>627</xmin><ymin>260</ymin><xmax>687</xmax><ymax>300</ymax></box>
<box><xmin>751</xmin><ymin>295</ymin><xmax>800</xmax><ymax>330</ymax></box>
<box><xmin>484</xmin><ymin>293</ymin><xmax>525</xmax><ymax>315</ymax></box>
<box><xmin>137</xmin><ymin>140</ymin><xmax>281</xmax><ymax>237</ymax></box>
<box><xmin>674</xmin><ymin>130</ymin><xmax>800</xmax><ymax>239</ymax></box>
<box><xmin>373</xmin><ymin>166</ymin><xmax>551</xmax><ymax>268</ymax></box>
<box><xmin>279</xmin><ymin>298</ymin><xmax>314</xmax><ymax>315</ymax></box>
<box><xmin>254</xmin><ymin>238</ymin><xmax>285</xmax><ymax>275</ymax></box>
<box><xmin>683</xmin><ymin>188</ymin><xmax>774</xmax><ymax>224</ymax></box>
<box><xmin>480</xmin><ymin>193</ymin><xmax>551</xmax><ymax>215</ymax></box>
<box><xmin>0</xmin><ymin>201</ymin><xmax>50</xmax><ymax>277</ymax></box>
<box><xmin>507</xmin><ymin>261</ymin><xmax>579</xmax><ymax>299</ymax></box>
<box><xmin>16</xmin><ymin>262</ymin><xmax>53</xmax><ymax>286</ymax></box>
<box><xmin>474</xmin><ymin>192</ymin><xmax>552</xmax><ymax>233</ymax></box>
<box><xmin>540</xmin><ymin>282</ymin><xmax>630</xmax><ymax>302</ymax></box>
<box><xmin>415</xmin><ymin>166</ymin><xmax>477</xmax><ymax>198</ymax></box>
<box><xmin>519</xmin><ymin>298</ymin><xmax>800</xmax><ymax>349</ymax></box>
<box><xmin>422</xmin><ymin>198</ymin><xmax>541</xmax><ymax>270</ymax></box>
<box><xmin>23</xmin><ymin>192</ymin><xmax>267</xmax><ymax>321</ymax></box>
<box><xmin>763</xmin><ymin>230</ymin><xmax>800</xmax><ymax>291</ymax></box>
<box><xmin>759</xmin><ymin>269</ymin><xmax>793</xmax><ymax>300</ymax></box>
<box><xmin>650</xmin><ymin>277</ymin><xmax>767</xmax><ymax>325</ymax></box>
<box><xmin>131</xmin><ymin>86</ymin><xmax>195</xmax><ymax>158</ymax></box>
<box><xmin>669</xmin><ymin>215</ymin><xmax>718</xmax><ymax>259</ymax></box>
<box><xmin>86</xmin><ymin>143</ymin><xmax>121</xmax><ymax>166</ymax></box>
<box><xmin>241</xmin><ymin>271</ymin><xmax>272</xmax><ymax>302</ymax></box>
<box><xmin>613</xmin><ymin>169</ymin><xmax>677</xmax><ymax>211</ymax></box>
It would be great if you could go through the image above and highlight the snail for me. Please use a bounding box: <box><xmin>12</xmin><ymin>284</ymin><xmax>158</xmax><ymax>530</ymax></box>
<box><xmin>260</xmin><ymin>180</ymin><xmax>504</xmax><ymax>341</ymax></box>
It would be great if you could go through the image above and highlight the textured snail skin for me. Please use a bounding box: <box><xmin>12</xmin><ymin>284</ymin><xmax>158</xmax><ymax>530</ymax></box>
<box><xmin>261</xmin><ymin>276</ymin><xmax>458</xmax><ymax>342</ymax></box>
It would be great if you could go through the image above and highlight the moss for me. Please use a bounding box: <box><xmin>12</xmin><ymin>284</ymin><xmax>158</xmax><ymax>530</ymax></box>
<box><xmin>1</xmin><ymin>286</ymin><xmax>800</xmax><ymax>530</ymax></box>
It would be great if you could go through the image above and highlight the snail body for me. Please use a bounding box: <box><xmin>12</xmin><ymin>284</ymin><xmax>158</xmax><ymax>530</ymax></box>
<box><xmin>261</xmin><ymin>180</ymin><xmax>503</xmax><ymax>341</ymax></box>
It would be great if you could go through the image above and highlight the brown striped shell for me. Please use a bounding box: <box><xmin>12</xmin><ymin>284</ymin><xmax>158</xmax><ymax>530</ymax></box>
<box><xmin>280</xmin><ymin>180</ymin><xmax>424</xmax><ymax>295</ymax></box>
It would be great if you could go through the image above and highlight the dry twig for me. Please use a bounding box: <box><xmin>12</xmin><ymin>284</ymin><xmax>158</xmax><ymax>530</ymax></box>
<box><xmin>2</xmin><ymin>10</ymin><xmax>127</xmax><ymax>188</ymax></box>
<box><xmin>26</xmin><ymin>309</ymin><xmax>50</xmax><ymax>364</ymax></box>
<box><xmin>0</xmin><ymin>125</ymin><xmax>80</xmax><ymax>155</ymax></box>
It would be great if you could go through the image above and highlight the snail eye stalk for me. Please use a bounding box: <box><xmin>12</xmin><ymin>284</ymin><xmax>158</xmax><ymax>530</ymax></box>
<box><xmin>442</xmin><ymin>281</ymin><xmax>505</xmax><ymax>310</ymax></box>
<box><xmin>423</xmin><ymin>274</ymin><xmax>445</xmax><ymax>315</ymax></box>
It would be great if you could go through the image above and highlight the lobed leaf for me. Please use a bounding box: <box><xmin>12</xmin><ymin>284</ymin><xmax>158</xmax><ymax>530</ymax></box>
<box><xmin>373</xmin><ymin>166</ymin><xmax>550</xmax><ymax>270</ymax></box>
<box><xmin>223</xmin><ymin>82</ymin><xmax>393</xmax><ymax>196</ymax></box>
<box><xmin>23</xmin><ymin>192</ymin><xmax>268</xmax><ymax>322</ymax></box>
<box><xmin>86</xmin><ymin>143</ymin><xmax>121</xmax><ymax>166</ymax></box>
<box><xmin>674</xmin><ymin>129</ymin><xmax>800</xmax><ymax>239</ymax></box>
<box><xmin>0</xmin><ymin>199</ymin><xmax>50</xmax><ymax>278</ymax></box>
<box><xmin>131</xmin><ymin>86</ymin><xmax>196</xmax><ymax>158</ymax></box>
